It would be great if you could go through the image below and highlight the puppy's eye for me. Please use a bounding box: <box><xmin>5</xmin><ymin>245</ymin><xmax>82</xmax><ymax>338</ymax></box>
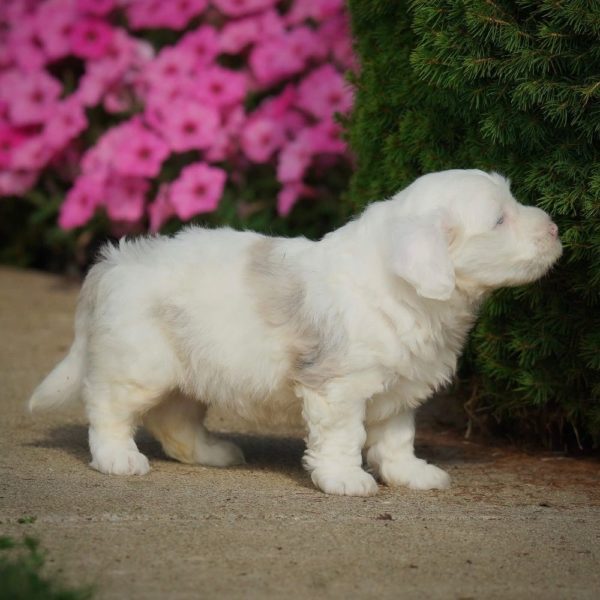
<box><xmin>495</xmin><ymin>215</ymin><xmax>505</xmax><ymax>227</ymax></box>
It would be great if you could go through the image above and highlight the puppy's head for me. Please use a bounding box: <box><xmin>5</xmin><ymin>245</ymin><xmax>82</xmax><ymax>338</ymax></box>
<box><xmin>385</xmin><ymin>169</ymin><xmax>562</xmax><ymax>300</ymax></box>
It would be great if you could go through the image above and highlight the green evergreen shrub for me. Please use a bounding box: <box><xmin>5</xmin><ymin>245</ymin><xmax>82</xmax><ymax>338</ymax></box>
<box><xmin>347</xmin><ymin>0</ymin><xmax>599</xmax><ymax>447</ymax></box>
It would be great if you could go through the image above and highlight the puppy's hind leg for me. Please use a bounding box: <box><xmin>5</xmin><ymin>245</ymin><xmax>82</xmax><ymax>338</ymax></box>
<box><xmin>85</xmin><ymin>381</ymin><xmax>153</xmax><ymax>476</ymax></box>
<box><xmin>143</xmin><ymin>394</ymin><xmax>245</xmax><ymax>467</ymax></box>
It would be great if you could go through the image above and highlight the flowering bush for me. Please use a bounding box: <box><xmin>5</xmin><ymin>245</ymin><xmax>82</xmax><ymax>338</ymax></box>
<box><xmin>0</xmin><ymin>0</ymin><xmax>356</xmax><ymax>245</ymax></box>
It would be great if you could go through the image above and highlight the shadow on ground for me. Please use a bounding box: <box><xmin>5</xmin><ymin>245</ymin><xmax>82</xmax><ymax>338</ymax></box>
<box><xmin>24</xmin><ymin>421</ymin><xmax>491</xmax><ymax>481</ymax></box>
<box><xmin>24</xmin><ymin>423</ymin><xmax>310</xmax><ymax>488</ymax></box>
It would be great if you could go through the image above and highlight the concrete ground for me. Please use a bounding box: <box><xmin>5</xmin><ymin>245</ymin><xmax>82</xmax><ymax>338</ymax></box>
<box><xmin>1</xmin><ymin>266</ymin><xmax>599</xmax><ymax>599</ymax></box>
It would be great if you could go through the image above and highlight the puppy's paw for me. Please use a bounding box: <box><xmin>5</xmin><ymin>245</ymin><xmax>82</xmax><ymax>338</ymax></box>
<box><xmin>380</xmin><ymin>458</ymin><xmax>450</xmax><ymax>490</ymax></box>
<box><xmin>196</xmin><ymin>438</ymin><xmax>245</xmax><ymax>468</ymax></box>
<box><xmin>91</xmin><ymin>446</ymin><xmax>150</xmax><ymax>476</ymax></box>
<box><xmin>311</xmin><ymin>467</ymin><xmax>379</xmax><ymax>497</ymax></box>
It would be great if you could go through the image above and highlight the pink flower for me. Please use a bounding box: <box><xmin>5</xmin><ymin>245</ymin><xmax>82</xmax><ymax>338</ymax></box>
<box><xmin>104</xmin><ymin>175</ymin><xmax>149</xmax><ymax>222</ymax></box>
<box><xmin>256</xmin><ymin>8</ymin><xmax>286</xmax><ymax>39</ymax></box>
<box><xmin>0</xmin><ymin>0</ymin><xmax>34</xmax><ymax>24</ymax></box>
<box><xmin>277</xmin><ymin>181</ymin><xmax>304</xmax><ymax>216</ymax></box>
<box><xmin>0</xmin><ymin>45</ymin><xmax>11</xmax><ymax>72</ymax></box>
<box><xmin>152</xmin><ymin>98</ymin><xmax>220</xmax><ymax>153</ymax></box>
<box><xmin>6</xmin><ymin>20</ymin><xmax>47</xmax><ymax>72</ymax></box>
<box><xmin>0</xmin><ymin>126</ymin><xmax>26</xmax><ymax>169</ymax></box>
<box><xmin>219</xmin><ymin>10</ymin><xmax>284</xmax><ymax>54</ymax></box>
<box><xmin>76</xmin><ymin>69</ymin><xmax>113</xmax><ymax>107</ymax></box>
<box><xmin>43</xmin><ymin>96</ymin><xmax>88</xmax><ymax>151</ymax></box>
<box><xmin>141</xmin><ymin>46</ymin><xmax>196</xmax><ymax>92</ymax></box>
<box><xmin>249</xmin><ymin>37</ymin><xmax>306</xmax><ymax>86</ymax></box>
<box><xmin>204</xmin><ymin>106</ymin><xmax>245</xmax><ymax>162</ymax></box>
<box><xmin>0</xmin><ymin>169</ymin><xmax>39</xmax><ymax>198</ymax></box>
<box><xmin>296</xmin><ymin>65</ymin><xmax>353</xmax><ymax>120</ymax></box>
<box><xmin>142</xmin><ymin>76</ymin><xmax>199</xmax><ymax>123</ymax></box>
<box><xmin>34</xmin><ymin>0</ymin><xmax>77</xmax><ymax>61</ymax></box>
<box><xmin>170</xmin><ymin>162</ymin><xmax>226</xmax><ymax>219</ymax></box>
<box><xmin>81</xmin><ymin>117</ymin><xmax>169</xmax><ymax>178</ymax></box>
<box><xmin>320</xmin><ymin>14</ymin><xmax>359</xmax><ymax>71</ymax></box>
<box><xmin>286</xmin><ymin>26</ymin><xmax>327</xmax><ymax>63</ymax></box>
<box><xmin>70</xmin><ymin>17</ymin><xmax>114</xmax><ymax>60</ymax></box>
<box><xmin>77</xmin><ymin>0</ymin><xmax>116</xmax><ymax>16</ymax></box>
<box><xmin>166</xmin><ymin>0</ymin><xmax>210</xmax><ymax>28</ymax></box>
<box><xmin>220</xmin><ymin>17</ymin><xmax>260</xmax><ymax>54</ymax></box>
<box><xmin>241</xmin><ymin>117</ymin><xmax>285</xmax><ymax>163</ymax></box>
<box><xmin>280</xmin><ymin>110</ymin><xmax>307</xmax><ymax>137</ymax></box>
<box><xmin>1</xmin><ymin>70</ymin><xmax>62</xmax><ymax>126</ymax></box>
<box><xmin>285</xmin><ymin>0</ymin><xmax>344</xmax><ymax>25</ymax></box>
<box><xmin>275</xmin><ymin>121</ymin><xmax>345</xmax><ymax>186</ymax></box>
<box><xmin>75</xmin><ymin>29</ymin><xmax>151</xmax><ymax>106</ymax></box>
<box><xmin>277</xmin><ymin>137</ymin><xmax>313</xmax><ymax>183</ymax></box>
<box><xmin>102</xmin><ymin>27</ymin><xmax>152</xmax><ymax>74</ymax></box>
<box><xmin>254</xmin><ymin>85</ymin><xmax>296</xmax><ymax>118</ymax></box>
<box><xmin>249</xmin><ymin>20</ymin><xmax>328</xmax><ymax>87</ymax></box>
<box><xmin>148</xmin><ymin>183</ymin><xmax>175</xmax><ymax>232</ymax></box>
<box><xmin>103</xmin><ymin>84</ymin><xmax>135</xmax><ymax>113</ymax></box>
<box><xmin>253</xmin><ymin>86</ymin><xmax>307</xmax><ymax>136</ymax></box>
<box><xmin>80</xmin><ymin>118</ymin><xmax>137</xmax><ymax>175</ymax></box>
<box><xmin>302</xmin><ymin>119</ymin><xmax>347</xmax><ymax>155</ymax></box>
<box><xmin>213</xmin><ymin>0</ymin><xmax>278</xmax><ymax>18</ymax></box>
<box><xmin>113</xmin><ymin>123</ymin><xmax>170</xmax><ymax>178</ymax></box>
<box><xmin>126</xmin><ymin>0</ymin><xmax>208</xmax><ymax>30</ymax></box>
<box><xmin>178</xmin><ymin>26</ymin><xmax>219</xmax><ymax>67</ymax></box>
<box><xmin>59</xmin><ymin>174</ymin><xmax>105</xmax><ymax>229</ymax></box>
<box><xmin>80</xmin><ymin>135</ymin><xmax>114</xmax><ymax>176</ymax></box>
<box><xmin>143</xmin><ymin>90</ymin><xmax>177</xmax><ymax>131</ymax></box>
<box><xmin>124</xmin><ymin>0</ymin><xmax>161</xmax><ymax>29</ymax></box>
<box><xmin>11</xmin><ymin>135</ymin><xmax>55</xmax><ymax>171</ymax></box>
<box><xmin>124</xmin><ymin>0</ymin><xmax>162</xmax><ymax>29</ymax></box>
<box><xmin>195</xmin><ymin>66</ymin><xmax>247</xmax><ymax>109</ymax></box>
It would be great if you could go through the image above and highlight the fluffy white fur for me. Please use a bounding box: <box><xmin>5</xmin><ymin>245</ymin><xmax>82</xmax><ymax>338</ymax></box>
<box><xmin>30</xmin><ymin>169</ymin><xmax>562</xmax><ymax>496</ymax></box>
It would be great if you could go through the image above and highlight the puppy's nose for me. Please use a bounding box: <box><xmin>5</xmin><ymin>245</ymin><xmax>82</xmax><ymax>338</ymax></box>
<box><xmin>548</xmin><ymin>222</ymin><xmax>559</xmax><ymax>237</ymax></box>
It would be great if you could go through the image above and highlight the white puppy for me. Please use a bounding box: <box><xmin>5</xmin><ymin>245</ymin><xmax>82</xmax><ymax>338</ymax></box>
<box><xmin>30</xmin><ymin>169</ymin><xmax>562</xmax><ymax>496</ymax></box>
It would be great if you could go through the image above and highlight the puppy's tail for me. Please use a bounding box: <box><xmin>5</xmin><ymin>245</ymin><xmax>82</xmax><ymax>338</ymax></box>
<box><xmin>28</xmin><ymin>264</ymin><xmax>100</xmax><ymax>412</ymax></box>
<box><xmin>28</xmin><ymin>336</ymin><xmax>85</xmax><ymax>411</ymax></box>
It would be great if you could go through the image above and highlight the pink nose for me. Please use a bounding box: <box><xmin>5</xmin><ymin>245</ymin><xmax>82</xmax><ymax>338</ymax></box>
<box><xmin>548</xmin><ymin>222</ymin><xmax>559</xmax><ymax>237</ymax></box>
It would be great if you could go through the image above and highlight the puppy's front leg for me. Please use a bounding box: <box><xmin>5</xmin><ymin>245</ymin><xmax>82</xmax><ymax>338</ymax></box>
<box><xmin>300</xmin><ymin>386</ymin><xmax>378</xmax><ymax>497</ymax></box>
<box><xmin>366</xmin><ymin>410</ymin><xmax>450</xmax><ymax>490</ymax></box>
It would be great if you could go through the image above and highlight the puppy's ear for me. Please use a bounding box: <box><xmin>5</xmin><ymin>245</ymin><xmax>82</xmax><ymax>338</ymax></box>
<box><xmin>388</xmin><ymin>217</ymin><xmax>455</xmax><ymax>301</ymax></box>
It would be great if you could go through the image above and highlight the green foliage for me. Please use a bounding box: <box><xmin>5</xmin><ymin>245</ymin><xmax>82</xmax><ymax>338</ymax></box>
<box><xmin>348</xmin><ymin>0</ymin><xmax>600</xmax><ymax>447</ymax></box>
<box><xmin>0</xmin><ymin>536</ymin><xmax>93</xmax><ymax>600</ymax></box>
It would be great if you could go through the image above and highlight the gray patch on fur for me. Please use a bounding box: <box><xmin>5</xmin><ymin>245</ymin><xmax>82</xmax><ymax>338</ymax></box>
<box><xmin>246</xmin><ymin>238</ymin><xmax>347</xmax><ymax>389</ymax></box>
<box><xmin>152</xmin><ymin>301</ymin><xmax>242</xmax><ymax>403</ymax></box>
